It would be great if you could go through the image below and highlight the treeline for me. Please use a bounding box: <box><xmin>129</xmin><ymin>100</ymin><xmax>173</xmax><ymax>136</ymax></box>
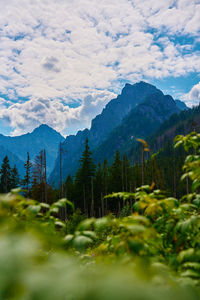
<box><xmin>0</xmin><ymin>136</ymin><xmax>190</xmax><ymax>218</ymax></box>
<box><xmin>62</xmin><ymin>137</ymin><xmax>189</xmax><ymax>217</ymax></box>
<box><xmin>0</xmin><ymin>156</ymin><xmax>20</xmax><ymax>193</ymax></box>
<box><xmin>23</xmin><ymin>150</ymin><xmax>57</xmax><ymax>203</ymax></box>
<box><xmin>0</xmin><ymin>151</ymin><xmax>57</xmax><ymax>202</ymax></box>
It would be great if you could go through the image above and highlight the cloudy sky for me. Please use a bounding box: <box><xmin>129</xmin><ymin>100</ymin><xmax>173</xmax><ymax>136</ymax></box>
<box><xmin>0</xmin><ymin>0</ymin><xmax>200</xmax><ymax>136</ymax></box>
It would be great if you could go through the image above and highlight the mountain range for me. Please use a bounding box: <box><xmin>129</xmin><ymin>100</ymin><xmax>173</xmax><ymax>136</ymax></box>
<box><xmin>0</xmin><ymin>81</ymin><xmax>189</xmax><ymax>183</ymax></box>
<box><xmin>0</xmin><ymin>124</ymin><xmax>64</xmax><ymax>177</ymax></box>
<box><xmin>93</xmin><ymin>92</ymin><xmax>180</xmax><ymax>164</ymax></box>
<box><xmin>49</xmin><ymin>81</ymin><xmax>187</xmax><ymax>186</ymax></box>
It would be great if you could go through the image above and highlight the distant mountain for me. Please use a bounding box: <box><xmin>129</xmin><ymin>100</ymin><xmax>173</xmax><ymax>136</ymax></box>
<box><xmin>0</xmin><ymin>145</ymin><xmax>25</xmax><ymax>176</ymax></box>
<box><xmin>89</xmin><ymin>81</ymin><xmax>163</xmax><ymax>146</ymax></box>
<box><xmin>0</xmin><ymin>124</ymin><xmax>64</xmax><ymax>177</ymax></box>
<box><xmin>128</xmin><ymin>103</ymin><xmax>200</xmax><ymax>164</ymax></box>
<box><xmin>93</xmin><ymin>92</ymin><xmax>180</xmax><ymax>163</ymax></box>
<box><xmin>147</xmin><ymin>103</ymin><xmax>200</xmax><ymax>153</ymax></box>
<box><xmin>175</xmin><ymin>100</ymin><xmax>188</xmax><ymax>111</ymax></box>
<box><xmin>49</xmin><ymin>82</ymin><xmax>180</xmax><ymax>186</ymax></box>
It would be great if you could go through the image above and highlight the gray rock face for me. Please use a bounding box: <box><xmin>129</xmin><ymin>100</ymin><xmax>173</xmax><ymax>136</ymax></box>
<box><xmin>49</xmin><ymin>82</ymin><xmax>180</xmax><ymax>186</ymax></box>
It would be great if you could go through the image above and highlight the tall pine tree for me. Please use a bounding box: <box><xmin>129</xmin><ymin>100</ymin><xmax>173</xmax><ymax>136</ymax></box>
<box><xmin>75</xmin><ymin>138</ymin><xmax>95</xmax><ymax>215</ymax></box>
<box><xmin>109</xmin><ymin>150</ymin><xmax>122</xmax><ymax>192</ymax></box>
<box><xmin>31</xmin><ymin>150</ymin><xmax>47</xmax><ymax>202</ymax></box>
<box><xmin>0</xmin><ymin>156</ymin><xmax>11</xmax><ymax>193</ymax></box>
<box><xmin>94</xmin><ymin>163</ymin><xmax>103</xmax><ymax>216</ymax></box>
<box><xmin>23</xmin><ymin>152</ymin><xmax>32</xmax><ymax>195</ymax></box>
<box><xmin>10</xmin><ymin>165</ymin><xmax>20</xmax><ymax>189</ymax></box>
<box><xmin>64</xmin><ymin>175</ymin><xmax>74</xmax><ymax>203</ymax></box>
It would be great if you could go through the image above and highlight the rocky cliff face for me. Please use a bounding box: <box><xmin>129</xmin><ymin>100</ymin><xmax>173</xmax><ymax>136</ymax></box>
<box><xmin>49</xmin><ymin>82</ymin><xmax>180</xmax><ymax>186</ymax></box>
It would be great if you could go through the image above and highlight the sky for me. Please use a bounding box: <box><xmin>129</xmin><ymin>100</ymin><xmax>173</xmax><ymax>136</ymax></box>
<box><xmin>0</xmin><ymin>0</ymin><xmax>200</xmax><ymax>137</ymax></box>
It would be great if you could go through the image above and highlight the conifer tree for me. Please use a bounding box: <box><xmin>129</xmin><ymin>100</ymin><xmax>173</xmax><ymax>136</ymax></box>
<box><xmin>109</xmin><ymin>150</ymin><xmax>122</xmax><ymax>192</ymax></box>
<box><xmin>0</xmin><ymin>156</ymin><xmax>11</xmax><ymax>193</ymax></box>
<box><xmin>10</xmin><ymin>165</ymin><xmax>20</xmax><ymax>189</ymax></box>
<box><xmin>102</xmin><ymin>158</ymin><xmax>108</xmax><ymax>195</ymax></box>
<box><xmin>23</xmin><ymin>152</ymin><xmax>32</xmax><ymax>194</ymax></box>
<box><xmin>64</xmin><ymin>175</ymin><xmax>74</xmax><ymax>202</ymax></box>
<box><xmin>122</xmin><ymin>155</ymin><xmax>130</xmax><ymax>192</ymax></box>
<box><xmin>75</xmin><ymin>138</ymin><xmax>95</xmax><ymax>215</ymax></box>
<box><xmin>102</xmin><ymin>158</ymin><xmax>109</xmax><ymax>214</ymax></box>
<box><xmin>94</xmin><ymin>163</ymin><xmax>103</xmax><ymax>216</ymax></box>
<box><xmin>32</xmin><ymin>150</ymin><xmax>46</xmax><ymax>202</ymax></box>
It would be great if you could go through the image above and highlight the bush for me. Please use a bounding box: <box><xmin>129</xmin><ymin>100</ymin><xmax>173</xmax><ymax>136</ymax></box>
<box><xmin>1</xmin><ymin>132</ymin><xmax>200</xmax><ymax>299</ymax></box>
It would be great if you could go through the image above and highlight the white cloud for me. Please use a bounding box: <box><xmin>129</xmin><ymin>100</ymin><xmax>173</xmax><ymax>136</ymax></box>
<box><xmin>0</xmin><ymin>91</ymin><xmax>116</xmax><ymax>136</ymax></box>
<box><xmin>183</xmin><ymin>82</ymin><xmax>200</xmax><ymax>107</ymax></box>
<box><xmin>0</xmin><ymin>0</ymin><xmax>199</xmax><ymax>135</ymax></box>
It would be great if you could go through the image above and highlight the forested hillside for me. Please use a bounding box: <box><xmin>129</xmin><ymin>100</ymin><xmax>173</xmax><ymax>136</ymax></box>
<box><xmin>0</xmin><ymin>90</ymin><xmax>194</xmax><ymax>216</ymax></box>
<box><xmin>57</xmin><ymin>105</ymin><xmax>200</xmax><ymax>217</ymax></box>
<box><xmin>93</xmin><ymin>92</ymin><xmax>180</xmax><ymax>164</ymax></box>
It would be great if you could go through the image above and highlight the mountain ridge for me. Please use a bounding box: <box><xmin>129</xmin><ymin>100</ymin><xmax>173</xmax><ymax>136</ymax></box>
<box><xmin>0</xmin><ymin>124</ymin><xmax>64</xmax><ymax>177</ymax></box>
<box><xmin>93</xmin><ymin>92</ymin><xmax>180</xmax><ymax>163</ymax></box>
<box><xmin>49</xmin><ymin>81</ymin><xmax>181</xmax><ymax>186</ymax></box>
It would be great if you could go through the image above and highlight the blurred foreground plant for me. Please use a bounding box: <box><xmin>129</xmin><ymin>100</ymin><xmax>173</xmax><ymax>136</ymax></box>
<box><xmin>1</xmin><ymin>132</ymin><xmax>200</xmax><ymax>299</ymax></box>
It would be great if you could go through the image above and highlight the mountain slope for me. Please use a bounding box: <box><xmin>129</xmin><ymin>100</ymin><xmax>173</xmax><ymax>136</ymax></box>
<box><xmin>175</xmin><ymin>100</ymin><xmax>188</xmax><ymax>111</ymax></box>
<box><xmin>93</xmin><ymin>92</ymin><xmax>180</xmax><ymax>163</ymax></box>
<box><xmin>50</xmin><ymin>82</ymin><xmax>180</xmax><ymax>185</ymax></box>
<box><xmin>149</xmin><ymin>104</ymin><xmax>200</xmax><ymax>152</ymax></box>
<box><xmin>0</xmin><ymin>145</ymin><xmax>25</xmax><ymax>176</ymax></box>
<box><xmin>89</xmin><ymin>81</ymin><xmax>163</xmax><ymax>146</ymax></box>
<box><xmin>0</xmin><ymin>124</ymin><xmax>64</xmax><ymax>176</ymax></box>
<box><xmin>49</xmin><ymin>82</ymin><xmax>164</xmax><ymax>185</ymax></box>
<box><xmin>128</xmin><ymin>103</ymin><xmax>200</xmax><ymax>164</ymax></box>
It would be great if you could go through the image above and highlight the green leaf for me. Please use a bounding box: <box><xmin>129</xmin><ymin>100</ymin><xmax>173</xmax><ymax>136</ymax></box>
<box><xmin>181</xmin><ymin>270</ymin><xmax>200</xmax><ymax>279</ymax></box>
<box><xmin>55</xmin><ymin>221</ymin><xmax>65</xmax><ymax>228</ymax></box>
<box><xmin>40</xmin><ymin>203</ymin><xmax>50</xmax><ymax>209</ymax></box>
<box><xmin>94</xmin><ymin>217</ymin><xmax>110</xmax><ymax>231</ymax></box>
<box><xmin>178</xmin><ymin>249</ymin><xmax>195</xmax><ymax>263</ymax></box>
<box><xmin>27</xmin><ymin>205</ymin><xmax>41</xmax><ymax>215</ymax></box>
<box><xmin>78</xmin><ymin>218</ymin><xmax>95</xmax><ymax>231</ymax></box>
<box><xmin>82</xmin><ymin>231</ymin><xmax>97</xmax><ymax>240</ymax></box>
<box><xmin>73</xmin><ymin>235</ymin><xmax>93</xmax><ymax>251</ymax></box>
<box><xmin>53</xmin><ymin>198</ymin><xmax>74</xmax><ymax>210</ymax></box>
<box><xmin>183</xmin><ymin>262</ymin><xmax>200</xmax><ymax>271</ymax></box>
<box><xmin>50</xmin><ymin>207</ymin><xmax>59</xmax><ymax>214</ymax></box>
<box><xmin>64</xmin><ymin>234</ymin><xmax>74</xmax><ymax>244</ymax></box>
<box><xmin>125</xmin><ymin>224</ymin><xmax>146</xmax><ymax>234</ymax></box>
<box><xmin>193</xmin><ymin>198</ymin><xmax>200</xmax><ymax>207</ymax></box>
<box><xmin>65</xmin><ymin>199</ymin><xmax>75</xmax><ymax>210</ymax></box>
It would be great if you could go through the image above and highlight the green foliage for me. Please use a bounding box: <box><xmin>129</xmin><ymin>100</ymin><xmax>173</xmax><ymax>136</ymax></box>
<box><xmin>175</xmin><ymin>132</ymin><xmax>200</xmax><ymax>191</ymax></box>
<box><xmin>0</xmin><ymin>189</ymin><xmax>73</xmax><ymax>240</ymax></box>
<box><xmin>2</xmin><ymin>132</ymin><xmax>200</xmax><ymax>298</ymax></box>
<box><xmin>119</xmin><ymin>202</ymin><xmax>132</xmax><ymax>218</ymax></box>
<box><xmin>65</xmin><ymin>209</ymin><xmax>86</xmax><ymax>234</ymax></box>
